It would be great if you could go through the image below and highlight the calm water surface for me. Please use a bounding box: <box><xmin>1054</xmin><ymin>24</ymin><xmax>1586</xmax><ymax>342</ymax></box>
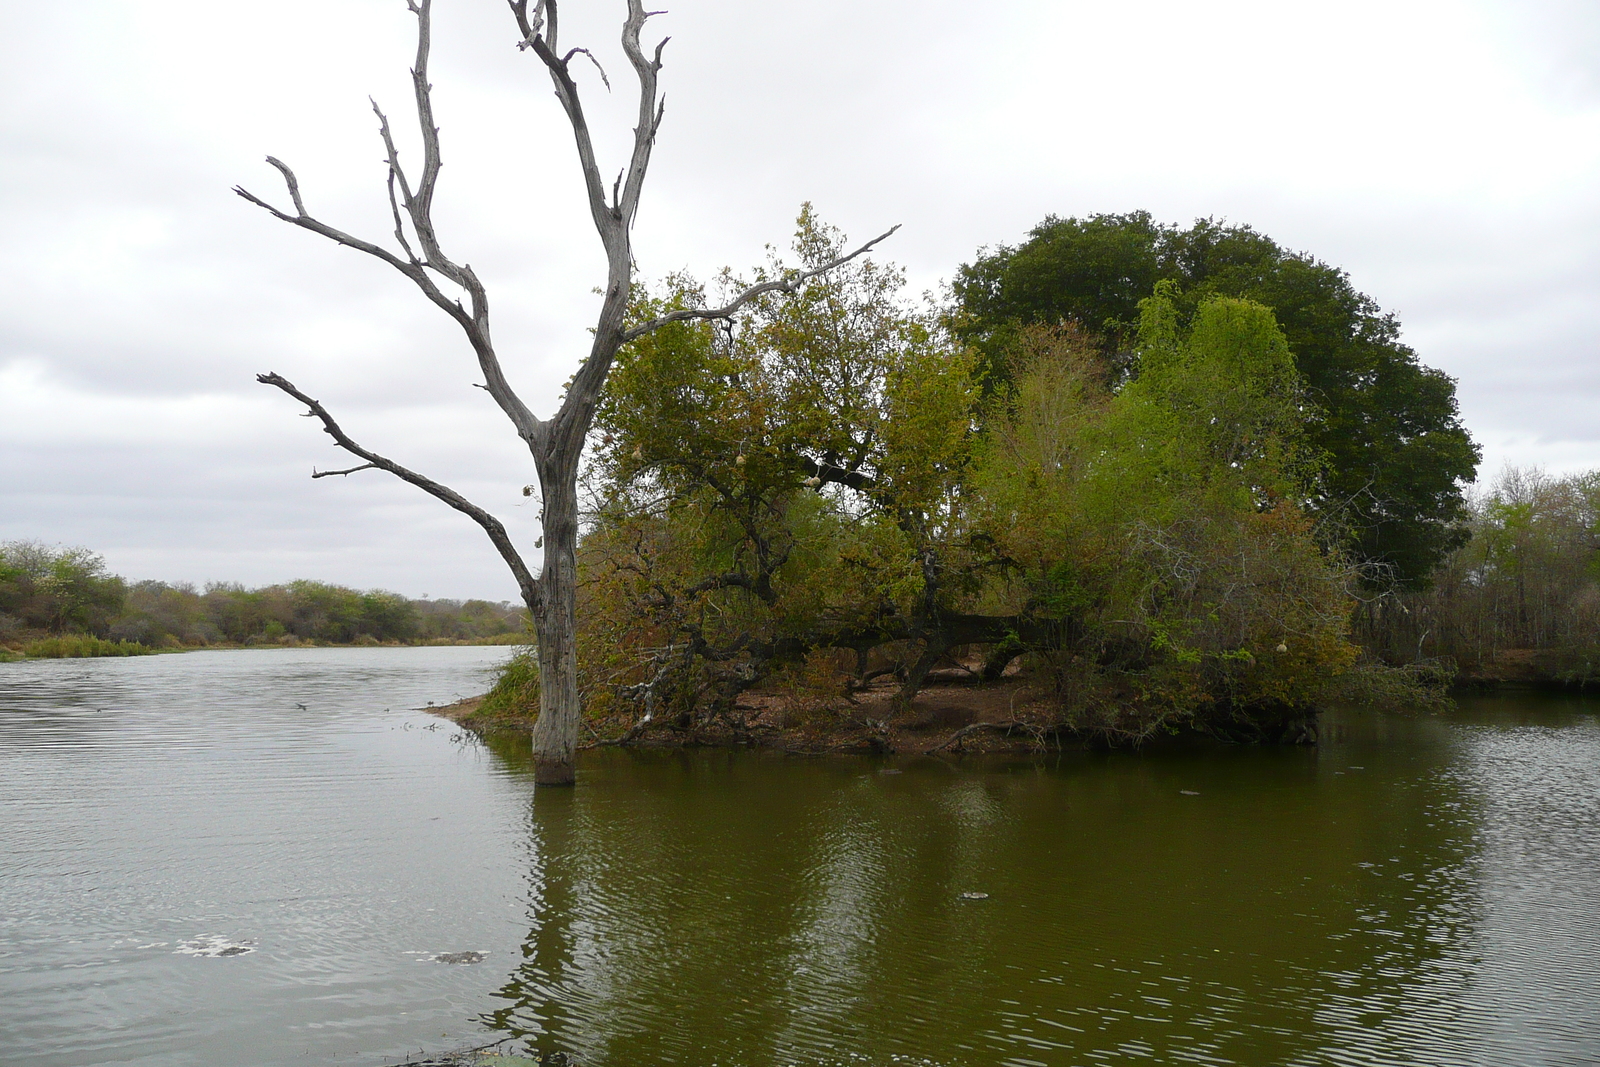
<box><xmin>2</xmin><ymin>649</ymin><xmax>1598</xmax><ymax>1066</ymax></box>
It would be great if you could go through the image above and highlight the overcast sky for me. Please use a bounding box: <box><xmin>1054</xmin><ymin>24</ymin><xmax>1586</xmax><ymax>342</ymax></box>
<box><xmin>3</xmin><ymin>0</ymin><xmax>1598</xmax><ymax>602</ymax></box>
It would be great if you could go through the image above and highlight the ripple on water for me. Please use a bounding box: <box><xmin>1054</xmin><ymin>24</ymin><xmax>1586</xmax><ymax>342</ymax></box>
<box><xmin>4</xmin><ymin>660</ymin><xmax>1600</xmax><ymax>1066</ymax></box>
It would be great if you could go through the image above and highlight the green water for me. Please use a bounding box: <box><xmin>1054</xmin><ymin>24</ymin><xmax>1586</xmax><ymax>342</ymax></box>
<box><xmin>2</xmin><ymin>650</ymin><xmax>1596</xmax><ymax>1066</ymax></box>
<box><xmin>476</xmin><ymin>697</ymin><xmax>1600</xmax><ymax>1066</ymax></box>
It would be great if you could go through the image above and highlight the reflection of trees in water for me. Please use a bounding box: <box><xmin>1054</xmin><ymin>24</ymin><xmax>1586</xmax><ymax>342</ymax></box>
<box><xmin>470</xmin><ymin>728</ymin><xmax>1493</xmax><ymax>1066</ymax></box>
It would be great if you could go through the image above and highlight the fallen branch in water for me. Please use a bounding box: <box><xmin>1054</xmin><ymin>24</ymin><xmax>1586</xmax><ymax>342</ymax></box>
<box><xmin>924</xmin><ymin>720</ymin><xmax>1028</xmax><ymax>755</ymax></box>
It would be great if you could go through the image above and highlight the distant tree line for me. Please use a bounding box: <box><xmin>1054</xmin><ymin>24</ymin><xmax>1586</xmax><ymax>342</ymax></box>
<box><xmin>1359</xmin><ymin>467</ymin><xmax>1600</xmax><ymax>684</ymax></box>
<box><xmin>0</xmin><ymin>541</ymin><xmax>526</xmax><ymax>651</ymax></box>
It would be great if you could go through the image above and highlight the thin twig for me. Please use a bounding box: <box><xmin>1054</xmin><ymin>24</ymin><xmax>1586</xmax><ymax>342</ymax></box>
<box><xmin>623</xmin><ymin>225</ymin><xmax>901</xmax><ymax>342</ymax></box>
<box><xmin>312</xmin><ymin>463</ymin><xmax>377</xmax><ymax>478</ymax></box>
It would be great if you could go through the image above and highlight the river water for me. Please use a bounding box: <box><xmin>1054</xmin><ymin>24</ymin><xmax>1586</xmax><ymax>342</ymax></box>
<box><xmin>1</xmin><ymin>648</ymin><xmax>1598</xmax><ymax>1067</ymax></box>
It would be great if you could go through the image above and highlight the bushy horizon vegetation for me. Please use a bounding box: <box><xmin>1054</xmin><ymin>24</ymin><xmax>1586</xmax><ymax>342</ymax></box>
<box><xmin>1359</xmin><ymin>466</ymin><xmax>1600</xmax><ymax>684</ymax></box>
<box><xmin>0</xmin><ymin>540</ymin><xmax>526</xmax><ymax>657</ymax></box>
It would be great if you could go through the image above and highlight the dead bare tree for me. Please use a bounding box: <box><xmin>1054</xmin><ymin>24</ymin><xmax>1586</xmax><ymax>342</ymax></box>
<box><xmin>236</xmin><ymin>0</ymin><xmax>895</xmax><ymax>784</ymax></box>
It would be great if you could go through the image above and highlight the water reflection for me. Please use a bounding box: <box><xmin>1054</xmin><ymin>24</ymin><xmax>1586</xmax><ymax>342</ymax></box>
<box><xmin>5</xmin><ymin>653</ymin><xmax>1591</xmax><ymax>1067</ymax></box>
<box><xmin>473</xmin><ymin>704</ymin><xmax>1600</xmax><ymax>1067</ymax></box>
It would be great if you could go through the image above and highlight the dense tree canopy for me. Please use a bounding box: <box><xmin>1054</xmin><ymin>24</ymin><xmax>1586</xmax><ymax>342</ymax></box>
<box><xmin>951</xmin><ymin>212</ymin><xmax>1481</xmax><ymax>585</ymax></box>
<box><xmin>574</xmin><ymin>211</ymin><xmax>1360</xmax><ymax>743</ymax></box>
<box><xmin>0</xmin><ymin>542</ymin><xmax>125</xmax><ymax>636</ymax></box>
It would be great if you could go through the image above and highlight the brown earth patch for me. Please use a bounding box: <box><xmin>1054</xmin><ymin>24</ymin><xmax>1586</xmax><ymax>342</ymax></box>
<box><xmin>425</xmin><ymin>673</ymin><xmax>1064</xmax><ymax>756</ymax></box>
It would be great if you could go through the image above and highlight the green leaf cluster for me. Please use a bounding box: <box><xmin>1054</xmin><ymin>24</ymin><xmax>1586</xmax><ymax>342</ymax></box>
<box><xmin>952</xmin><ymin>212</ymin><xmax>1480</xmax><ymax>585</ymax></box>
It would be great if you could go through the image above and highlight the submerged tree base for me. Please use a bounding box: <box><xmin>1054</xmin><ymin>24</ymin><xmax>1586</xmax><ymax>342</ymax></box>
<box><xmin>533</xmin><ymin>759</ymin><xmax>577</xmax><ymax>787</ymax></box>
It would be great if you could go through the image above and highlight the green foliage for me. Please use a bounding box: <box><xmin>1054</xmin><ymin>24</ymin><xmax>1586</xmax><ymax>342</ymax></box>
<box><xmin>570</xmin><ymin>208</ymin><xmax>1363</xmax><ymax>742</ymax></box>
<box><xmin>0</xmin><ymin>541</ymin><xmax>127</xmax><ymax>635</ymax></box>
<box><xmin>19</xmin><ymin>634</ymin><xmax>155</xmax><ymax>659</ymax></box>
<box><xmin>479</xmin><ymin>648</ymin><xmax>540</xmax><ymax>717</ymax></box>
<box><xmin>0</xmin><ymin>541</ymin><xmax>526</xmax><ymax>650</ymax></box>
<box><xmin>971</xmin><ymin>290</ymin><xmax>1357</xmax><ymax>740</ymax></box>
<box><xmin>581</xmin><ymin>206</ymin><xmax>981</xmax><ymax>724</ymax></box>
<box><xmin>1321</xmin><ymin>661</ymin><xmax>1455</xmax><ymax>713</ymax></box>
<box><xmin>1364</xmin><ymin>466</ymin><xmax>1600</xmax><ymax>681</ymax></box>
<box><xmin>952</xmin><ymin>212</ymin><xmax>1480</xmax><ymax>584</ymax></box>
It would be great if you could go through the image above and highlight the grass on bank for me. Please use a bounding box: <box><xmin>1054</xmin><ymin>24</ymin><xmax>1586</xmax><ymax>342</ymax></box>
<box><xmin>472</xmin><ymin>648</ymin><xmax>540</xmax><ymax>725</ymax></box>
<box><xmin>6</xmin><ymin>635</ymin><xmax>157</xmax><ymax>660</ymax></box>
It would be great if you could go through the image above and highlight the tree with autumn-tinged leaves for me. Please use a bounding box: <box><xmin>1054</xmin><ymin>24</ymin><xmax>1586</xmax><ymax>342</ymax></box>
<box><xmin>570</xmin><ymin>215</ymin><xmax>1359</xmax><ymax>745</ymax></box>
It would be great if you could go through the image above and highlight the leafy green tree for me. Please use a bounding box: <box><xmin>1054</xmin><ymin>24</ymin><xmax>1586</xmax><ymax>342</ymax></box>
<box><xmin>953</xmin><ymin>213</ymin><xmax>1480</xmax><ymax>585</ymax></box>
<box><xmin>586</xmin><ymin>208</ymin><xmax>984</xmax><ymax>720</ymax></box>
<box><xmin>971</xmin><ymin>289</ymin><xmax>1357</xmax><ymax>741</ymax></box>
<box><xmin>0</xmin><ymin>542</ymin><xmax>126</xmax><ymax>635</ymax></box>
<box><xmin>573</xmin><ymin>217</ymin><xmax>1357</xmax><ymax>743</ymax></box>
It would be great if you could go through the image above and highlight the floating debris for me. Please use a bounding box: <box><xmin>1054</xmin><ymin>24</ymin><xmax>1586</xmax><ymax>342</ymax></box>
<box><xmin>878</xmin><ymin>768</ymin><xmax>903</xmax><ymax>775</ymax></box>
<box><xmin>175</xmin><ymin>936</ymin><xmax>256</xmax><ymax>958</ymax></box>
<box><xmin>1180</xmin><ymin>790</ymin><xmax>1200</xmax><ymax>796</ymax></box>
<box><xmin>435</xmin><ymin>951</ymin><xmax>487</xmax><ymax>965</ymax></box>
<box><xmin>959</xmin><ymin>891</ymin><xmax>989</xmax><ymax>901</ymax></box>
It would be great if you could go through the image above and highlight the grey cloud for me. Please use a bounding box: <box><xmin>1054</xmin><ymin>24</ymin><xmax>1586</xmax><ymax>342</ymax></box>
<box><xmin>4</xmin><ymin>0</ymin><xmax>1599</xmax><ymax>599</ymax></box>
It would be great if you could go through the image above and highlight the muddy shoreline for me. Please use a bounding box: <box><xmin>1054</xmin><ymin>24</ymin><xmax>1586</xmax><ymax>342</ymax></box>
<box><xmin>427</xmin><ymin>648</ymin><xmax>1596</xmax><ymax>759</ymax></box>
<box><xmin>426</xmin><ymin>671</ymin><xmax>1073</xmax><ymax>757</ymax></box>
<box><xmin>423</xmin><ymin>670</ymin><xmax>1331</xmax><ymax>756</ymax></box>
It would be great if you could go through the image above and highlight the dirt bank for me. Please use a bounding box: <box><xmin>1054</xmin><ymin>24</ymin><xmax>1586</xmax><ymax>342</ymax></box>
<box><xmin>427</xmin><ymin>670</ymin><xmax>1067</xmax><ymax>757</ymax></box>
<box><xmin>1455</xmin><ymin>649</ymin><xmax>1599</xmax><ymax>691</ymax></box>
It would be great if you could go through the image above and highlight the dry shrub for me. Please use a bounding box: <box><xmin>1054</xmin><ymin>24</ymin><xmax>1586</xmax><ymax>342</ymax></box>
<box><xmin>771</xmin><ymin>648</ymin><xmax>853</xmax><ymax>729</ymax></box>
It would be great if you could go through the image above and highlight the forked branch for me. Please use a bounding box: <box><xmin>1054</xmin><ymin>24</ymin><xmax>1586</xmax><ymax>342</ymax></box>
<box><xmin>236</xmin><ymin>0</ymin><xmax>542</xmax><ymax>447</ymax></box>
<box><xmin>257</xmin><ymin>372</ymin><xmax>541</xmax><ymax>610</ymax></box>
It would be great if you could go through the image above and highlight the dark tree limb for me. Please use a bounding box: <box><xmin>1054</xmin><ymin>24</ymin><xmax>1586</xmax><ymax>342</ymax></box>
<box><xmin>925</xmin><ymin>721</ymin><xmax>1027</xmax><ymax>755</ymax></box>
<box><xmin>798</xmin><ymin>454</ymin><xmax>877</xmax><ymax>493</ymax></box>
<box><xmin>258</xmin><ymin>372</ymin><xmax>541</xmax><ymax>611</ymax></box>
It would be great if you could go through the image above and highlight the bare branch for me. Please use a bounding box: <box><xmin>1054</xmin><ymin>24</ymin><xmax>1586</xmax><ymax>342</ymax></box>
<box><xmin>258</xmin><ymin>371</ymin><xmax>541</xmax><ymax>610</ymax></box>
<box><xmin>386</xmin><ymin>168</ymin><xmax>419</xmax><ymax>263</ymax></box>
<box><xmin>564</xmin><ymin>47</ymin><xmax>611</xmax><ymax>90</ymax></box>
<box><xmin>238</xmin><ymin>2</ymin><xmax>546</xmax><ymax>450</ymax></box>
<box><xmin>265</xmin><ymin>156</ymin><xmax>307</xmax><ymax>216</ymax></box>
<box><xmin>371</xmin><ymin>98</ymin><xmax>423</xmax><ymax>263</ymax></box>
<box><xmin>312</xmin><ymin>463</ymin><xmax>378</xmax><ymax>478</ymax></box>
<box><xmin>622</xmin><ymin>224</ymin><xmax>902</xmax><ymax>342</ymax></box>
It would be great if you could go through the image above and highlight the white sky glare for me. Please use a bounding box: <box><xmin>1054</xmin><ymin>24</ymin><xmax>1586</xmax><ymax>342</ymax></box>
<box><xmin>2</xmin><ymin>0</ymin><xmax>1598</xmax><ymax>601</ymax></box>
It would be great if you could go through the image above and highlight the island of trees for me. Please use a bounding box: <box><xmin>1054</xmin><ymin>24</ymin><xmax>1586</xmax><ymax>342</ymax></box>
<box><xmin>461</xmin><ymin>209</ymin><xmax>1596</xmax><ymax>749</ymax></box>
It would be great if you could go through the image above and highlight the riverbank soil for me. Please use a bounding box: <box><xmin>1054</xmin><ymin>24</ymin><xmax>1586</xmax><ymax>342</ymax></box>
<box><xmin>430</xmin><ymin>666</ymin><xmax>1063</xmax><ymax>757</ymax></box>
<box><xmin>1457</xmin><ymin>648</ymin><xmax>1598</xmax><ymax>690</ymax></box>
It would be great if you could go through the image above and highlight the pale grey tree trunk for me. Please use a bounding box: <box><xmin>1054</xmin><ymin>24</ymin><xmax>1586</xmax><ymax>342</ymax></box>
<box><xmin>241</xmin><ymin>0</ymin><xmax>895</xmax><ymax>786</ymax></box>
<box><xmin>529</xmin><ymin>461</ymin><xmax>581</xmax><ymax>784</ymax></box>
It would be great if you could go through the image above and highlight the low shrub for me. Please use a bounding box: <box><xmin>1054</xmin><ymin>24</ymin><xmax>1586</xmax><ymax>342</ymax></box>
<box><xmin>479</xmin><ymin>648</ymin><xmax>539</xmax><ymax>718</ymax></box>
<box><xmin>20</xmin><ymin>634</ymin><xmax>156</xmax><ymax>659</ymax></box>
